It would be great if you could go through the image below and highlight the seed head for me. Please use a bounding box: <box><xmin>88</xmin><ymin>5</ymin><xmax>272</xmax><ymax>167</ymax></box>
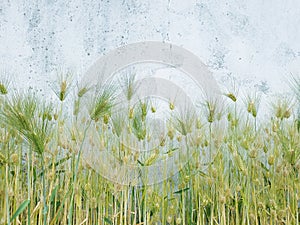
<box><xmin>272</xmin><ymin>123</ymin><xmax>278</xmax><ymax>132</ymax></box>
<box><xmin>284</xmin><ymin>109</ymin><xmax>291</xmax><ymax>119</ymax></box>
<box><xmin>129</xmin><ymin>108</ymin><xmax>134</xmax><ymax>119</ymax></box>
<box><xmin>0</xmin><ymin>83</ymin><xmax>8</xmax><ymax>95</ymax></box>
<box><xmin>169</xmin><ymin>101</ymin><xmax>175</xmax><ymax>110</ymax></box>
<box><xmin>176</xmin><ymin>135</ymin><xmax>182</xmax><ymax>142</ymax></box>
<box><xmin>211</xmin><ymin>167</ymin><xmax>217</xmax><ymax>178</ymax></box>
<box><xmin>269</xmin><ymin>199</ymin><xmax>277</xmax><ymax>209</ymax></box>
<box><xmin>268</xmin><ymin>155</ymin><xmax>275</xmax><ymax>165</ymax></box>
<box><xmin>78</xmin><ymin>87</ymin><xmax>89</xmax><ymax>98</ymax></box>
<box><xmin>176</xmin><ymin>217</ymin><xmax>182</xmax><ymax>224</ymax></box>
<box><xmin>263</xmin><ymin>145</ymin><xmax>268</xmax><ymax>153</ymax></box>
<box><xmin>167</xmin><ymin>129</ymin><xmax>174</xmax><ymax>140</ymax></box>
<box><xmin>247</xmin><ymin>101</ymin><xmax>254</xmax><ymax>113</ymax></box>
<box><xmin>250</xmin><ymin>213</ymin><xmax>256</xmax><ymax>222</ymax></box>
<box><xmin>196</xmin><ymin>118</ymin><xmax>202</xmax><ymax>129</ymax></box>
<box><xmin>160</xmin><ymin>137</ymin><xmax>166</xmax><ymax>147</ymax></box>
<box><xmin>226</xmin><ymin>93</ymin><xmax>237</xmax><ymax>102</ymax></box>
<box><xmin>10</xmin><ymin>153</ymin><xmax>19</xmax><ymax>164</ymax></box>
<box><xmin>103</xmin><ymin>114</ymin><xmax>110</xmax><ymax>124</ymax></box>
<box><xmin>151</xmin><ymin>106</ymin><xmax>156</xmax><ymax>113</ymax></box>
<box><xmin>141</xmin><ymin>102</ymin><xmax>148</xmax><ymax>116</ymax></box>
<box><xmin>251</xmin><ymin>107</ymin><xmax>257</xmax><ymax>118</ymax></box>
<box><xmin>249</xmin><ymin>149</ymin><xmax>258</xmax><ymax>158</ymax></box>
<box><xmin>220</xmin><ymin>196</ymin><xmax>226</xmax><ymax>204</ymax></box>
<box><xmin>167</xmin><ymin>215</ymin><xmax>173</xmax><ymax>224</ymax></box>
<box><xmin>227</xmin><ymin>112</ymin><xmax>232</xmax><ymax>121</ymax></box>
<box><xmin>258</xmin><ymin>201</ymin><xmax>264</xmax><ymax>209</ymax></box>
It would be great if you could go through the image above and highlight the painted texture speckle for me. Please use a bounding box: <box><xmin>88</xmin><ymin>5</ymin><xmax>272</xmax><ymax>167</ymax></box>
<box><xmin>0</xmin><ymin>0</ymin><xmax>300</xmax><ymax>98</ymax></box>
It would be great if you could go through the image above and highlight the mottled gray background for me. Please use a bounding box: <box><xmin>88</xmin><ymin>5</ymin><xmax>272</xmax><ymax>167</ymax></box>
<box><xmin>1</xmin><ymin>0</ymin><xmax>300</xmax><ymax>103</ymax></box>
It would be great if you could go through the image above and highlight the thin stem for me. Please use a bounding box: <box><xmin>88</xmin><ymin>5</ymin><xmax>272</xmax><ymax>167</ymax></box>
<box><xmin>42</xmin><ymin>155</ymin><xmax>47</xmax><ymax>225</ymax></box>
<box><xmin>27</xmin><ymin>146</ymin><xmax>32</xmax><ymax>225</ymax></box>
<box><xmin>68</xmin><ymin>120</ymin><xmax>91</xmax><ymax>224</ymax></box>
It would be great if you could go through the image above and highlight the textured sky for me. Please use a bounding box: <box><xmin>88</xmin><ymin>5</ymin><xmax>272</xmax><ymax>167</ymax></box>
<box><xmin>1</xmin><ymin>0</ymin><xmax>300</xmax><ymax>103</ymax></box>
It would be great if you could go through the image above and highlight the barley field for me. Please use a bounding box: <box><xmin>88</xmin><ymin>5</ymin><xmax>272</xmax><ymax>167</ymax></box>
<box><xmin>0</xmin><ymin>75</ymin><xmax>299</xmax><ymax>225</ymax></box>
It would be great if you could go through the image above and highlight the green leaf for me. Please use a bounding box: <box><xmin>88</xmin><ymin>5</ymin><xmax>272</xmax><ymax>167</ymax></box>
<box><xmin>165</xmin><ymin>147</ymin><xmax>179</xmax><ymax>154</ymax></box>
<box><xmin>174</xmin><ymin>187</ymin><xmax>190</xmax><ymax>194</ymax></box>
<box><xmin>104</xmin><ymin>217</ymin><xmax>113</xmax><ymax>224</ymax></box>
<box><xmin>10</xmin><ymin>199</ymin><xmax>30</xmax><ymax>221</ymax></box>
<box><xmin>38</xmin><ymin>156</ymin><xmax>71</xmax><ymax>178</ymax></box>
<box><xmin>137</xmin><ymin>159</ymin><xmax>144</xmax><ymax>166</ymax></box>
<box><xmin>259</xmin><ymin>161</ymin><xmax>269</xmax><ymax>172</ymax></box>
<box><xmin>50</xmin><ymin>185</ymin><xmax>58</xmax><ymax>203</ymax></box>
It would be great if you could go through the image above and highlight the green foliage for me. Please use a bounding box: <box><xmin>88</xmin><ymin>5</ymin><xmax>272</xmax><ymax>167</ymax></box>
<box><xmin>10</xmin><ymin>200</ymin><xmax>30</xmax><ymax>222</ymax></box>
<box><xmin>0</xmin><ymin>93</ymin><xmax>53</xmax><ymax>155</ymax></box>
<box><xmin>0</xmin><ymin>76</ymin><xmax>300</xmax><ymax>225</ymax></box>
<box><xmin>89</xmin><ymin>86</ymin><xmax>116</xmax><ymax>121</ymax></box>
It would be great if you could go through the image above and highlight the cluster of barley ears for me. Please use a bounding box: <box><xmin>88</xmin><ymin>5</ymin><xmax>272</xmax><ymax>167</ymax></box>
<box><xmin>0</xmin><ymin>74</ymin><xmax>299</xmax><ymax>225</ymax></box>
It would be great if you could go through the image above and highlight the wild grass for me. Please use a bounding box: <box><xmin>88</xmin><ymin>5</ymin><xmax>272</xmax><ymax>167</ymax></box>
<box><xmin>0</xmin><ymin>75</ymin><xmax>299</xmax><ymax>225</ymax></box>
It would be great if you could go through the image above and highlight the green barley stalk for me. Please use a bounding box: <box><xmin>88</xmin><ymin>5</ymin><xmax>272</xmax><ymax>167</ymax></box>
<box><xmin>68</xmin><ymin>84</ymin><xmax>116</xmax><ymax>224</ymax></box>
<box><xmin>0</xmin><ymin>92</ymin><xmax>54</xmax><ymax>225</ymax></box>
<box><xmin>1</xmin><ymin>75</ymin><xmax>300</xmax><ymax>224</ymax></box>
